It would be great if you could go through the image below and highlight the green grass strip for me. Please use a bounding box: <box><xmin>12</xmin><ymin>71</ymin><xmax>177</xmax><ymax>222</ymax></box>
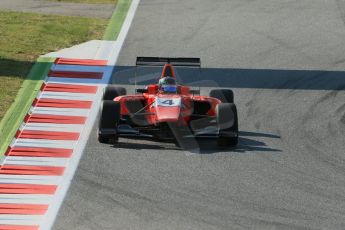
<box><xmin>103</xmin><ymin>0</ymin><xmax>132</xmax><ymax>40</ymax></box>
<box><xmin>0</xmin><ymin>57</ymin><xmax>54</xmax><ymax>156</ymax></box>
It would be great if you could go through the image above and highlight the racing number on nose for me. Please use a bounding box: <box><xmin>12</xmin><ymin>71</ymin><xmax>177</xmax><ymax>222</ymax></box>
<box><xmin>157</xmin><ymin>98</ymin><xmax>181</xmax><ymax>107</ymax></box>
<box><xmin>162</xmin><ymin>99</ymin><xmax>174</xmax><ymax>105</ymax></box>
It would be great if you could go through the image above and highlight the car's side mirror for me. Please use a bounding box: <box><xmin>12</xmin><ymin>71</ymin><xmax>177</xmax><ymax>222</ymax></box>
<box><xmin>136</xmin><ymin>88</ymin><xmax>147</xmax><ymax>93</ymax></box>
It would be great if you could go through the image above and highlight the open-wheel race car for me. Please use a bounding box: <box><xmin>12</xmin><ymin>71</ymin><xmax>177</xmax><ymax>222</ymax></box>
<box><xmin>98</xmin><ymin>57</ymin><xmax>238</xmax><ymax>148</ymax></box>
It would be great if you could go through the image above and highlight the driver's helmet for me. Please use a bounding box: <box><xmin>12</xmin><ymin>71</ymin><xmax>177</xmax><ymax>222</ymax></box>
<box><xmin>158</xmin><ymin>76</ymin><xmax>177</xmax><ymax>93</ymax></box>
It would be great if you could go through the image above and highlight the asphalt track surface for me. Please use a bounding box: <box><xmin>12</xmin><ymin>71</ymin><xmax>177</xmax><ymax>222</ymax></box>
<box><xmin>0</xmin><ymin>0</ymin><xmax>114</xmax><ymax>18</ymax></box>
<box><xmin>54</xmin><ymin>0</ymin><xmax>345</xmax><ymax>229</ymax></box>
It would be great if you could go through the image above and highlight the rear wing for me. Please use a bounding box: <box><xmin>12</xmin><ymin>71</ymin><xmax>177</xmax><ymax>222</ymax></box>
<box><xmin>136</xmin><ymin>57</ymin><xmax>201</xmax><ymax>67</ymax></box>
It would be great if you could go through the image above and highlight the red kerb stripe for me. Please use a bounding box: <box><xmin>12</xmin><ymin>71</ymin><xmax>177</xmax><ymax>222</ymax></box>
<box><xmin>6</xmin><ymin>147</ymin><xmax>73</xmax><ymax>158</ymax></box>
<box><xmin>48</xmin><ymin>70</ymin><xmax>103</xmax><ymax>79</ymax></box>
<box><xmin>0</xmin><ymin>204</ymin><xmax>48</xmax><ymax>215</ymax></box>
<box><xmin>42</xmin><ymin>83</ymin><xmax>98</xmax><ymax>94</ymax></box>
<box><xmin>15</xmin><ymin>130</ymin><xmax>79</xmax><ymax>141</ymax></box>
<box><xmin>0</xmin><ymin>225</ymin><xmax>38</xmax><ymax>230</ymax></box>
<box><xmin>32</xmin><ymin>98</ymin><xmax>92</xmax><ymax>109</ymax></box>
<box><xmin>25</xmin><ymin>114</ymin><xmax>86</xmax><ymax>124</ymax></box>
<box><xmin>0</xmin><ymin>165</ymin><xmax>65</xmax><ymax>176</ymax></box>
<box><xmin>0</xmin><ymin>184</ymin><xmax>56</xmax><ymax>194</ymax></box>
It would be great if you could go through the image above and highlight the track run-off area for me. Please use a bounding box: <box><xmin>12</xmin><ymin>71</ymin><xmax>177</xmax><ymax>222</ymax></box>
<box><xmin>54</xmin><ymin>0</ymin><xmax>345</xmax><ymax>230</ymax></box>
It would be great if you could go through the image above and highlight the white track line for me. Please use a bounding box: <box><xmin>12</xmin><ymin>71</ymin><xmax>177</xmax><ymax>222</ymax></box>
<box><xmin>40</xmin><ymin>1</ymin><xmax>141</xmax><ymax>229</ymax></box>
<box><xmin>95</xmin><ymin>41</ymin><xmax>118</xmax><ymax>60</ymax></box>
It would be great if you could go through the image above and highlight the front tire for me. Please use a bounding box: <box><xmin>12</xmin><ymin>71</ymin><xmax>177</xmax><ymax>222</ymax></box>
<box><xmin>98</xmin><ymin>135</ymin><xmax>110</xmax><ymax>144</ymax></box>
<box><xmin>98</xmin><ymin>100</ymin><xmax>120</xmax><ymax>143</ymax></box>
<box><xmin>210</xmin><ymin>89</ymin><xmax>234</xmax><ymax>103</ymax></box>
<box><xmin>103</xmin><ymin>85</ymin><xmax>126</xmax><ymax>100</ymax></box>
<box><xmin>216</xmin><ymin>103</ymin><xmax>238</xmax><ymax>147</ymax></box>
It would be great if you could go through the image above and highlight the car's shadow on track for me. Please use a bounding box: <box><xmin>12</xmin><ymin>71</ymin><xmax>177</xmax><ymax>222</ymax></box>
<box><xmin>110</xmin><ymin>131</ymin><xmax>281</xmax><ymax>154</ymax></box>
<box><xmin>113</xmin><ymin>141</ymin><xmax>174</xmax><ymax>150</ymax></box>
<box><xmin>112</xmin><ymin>66</ymin><xmax>345</xmax><ymax>91</ymax></box>
<box><xmin>196</xmin><ymin>131</ymin><xmax>282</xmax><ymax>154</ymax></box>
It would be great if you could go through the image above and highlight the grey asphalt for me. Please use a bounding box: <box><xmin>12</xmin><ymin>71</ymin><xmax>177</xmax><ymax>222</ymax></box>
<box><xmin>53</xmin><ymin>0</ymin><xmax>345</xmax><ymax>229</ymax></box>
<box><xmin>0</xmin><ymin>0</ymin><xmax>114</xmax><ymax>18</ymax></box>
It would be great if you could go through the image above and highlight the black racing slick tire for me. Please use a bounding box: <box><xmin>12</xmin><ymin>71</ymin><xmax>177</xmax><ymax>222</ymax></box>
<box><xmin>216</xmin><ymin>103</ymin><xmax>238</xmax><ymax>147</ymax></box>
<box><xmin>103</xmin><ymin>85</ymin><xmax>126</xmax><ymax>100</ymax></box>
<box><xmin>98</xmin><ymin>101</ymin><xmax>120</xmax><ymax>143</ymax></box>
<box><xmin>210</xmin><ymin>89</ymin><xmax>234</xmax><ymax>103</ymax></box>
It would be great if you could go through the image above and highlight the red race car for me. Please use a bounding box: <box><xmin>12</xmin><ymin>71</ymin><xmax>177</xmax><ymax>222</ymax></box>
<box><xmin>98</xmin><ymin>57</ymin><xmax>238</xmax><ymax>147</ymax></box>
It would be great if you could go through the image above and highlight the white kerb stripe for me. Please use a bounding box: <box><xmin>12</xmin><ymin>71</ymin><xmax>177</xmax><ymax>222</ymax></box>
<box><xmin>39</xmin><ymin>91</ymin><xmax>96</xmax><ymax>101</ymax></box>
<box><xmin>4</xmin><ymin>157</ymin><xmax>69</xmax><ymax>167</ymax></box>
<box><xmin>13</xmin><ymin>139</ymin><xmax>76</xmax><ymax>149</ymax></box>
<box><xmin>0</xmin><ymin>215</ymin><xmax>45</xmax><ymax>226</ymax></box>
<box><xmin>0</xmin><ymin>175</ymin><xmax>62</xmax><ymax>185</ymax></box>
<box><xmin>31</xmin><ymin>107</ymin><xmax>90</xmax><ymax>117</ymax></box>
<box><xmin>24</xmin><ymin>123</ymin><xmax>84</xmax><ymax>133</ymax></box>
<box><xmin>0</xmin><ymin>194</ymin><xmax>53</xmax><ymax>205</ymax></box>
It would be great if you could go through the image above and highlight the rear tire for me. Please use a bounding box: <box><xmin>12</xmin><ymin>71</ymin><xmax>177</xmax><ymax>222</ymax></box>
<box><xmin>103</xmin><ymin>85</ymin><xmax>126</xmax><ymax>100</ymax></box>
<box><xmin>98</xmin><ymin>101</ymin><xmax>120</xmax><ymax>143</ymax></box>
<box><xmin>210</xmin><ymin>89</ymin><xmax>234</xmax><ymax>103</ymax></box>
<box><xmin>216</xmin><ymin>103</ymin><xmax>238</xmax><ymax>147</ymax></box>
